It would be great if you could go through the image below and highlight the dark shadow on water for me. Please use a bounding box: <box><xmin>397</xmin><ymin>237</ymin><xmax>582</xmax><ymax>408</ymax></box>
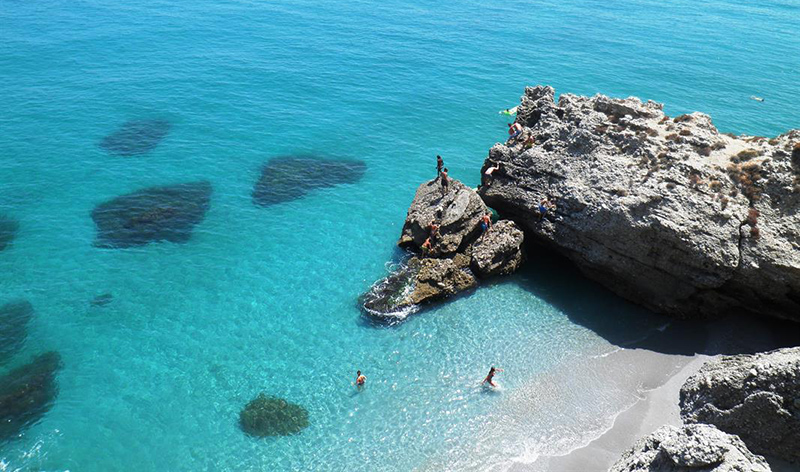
<box><xmin>0</xmin><ymin>351</ymin><xmax>62</xmax><ymax>443</ymax></box>
<box><xmin>252</xmin><ymin>156</ymin><xmax>366</xmax><ymax>207</ymax></box>
<box><xmin>0</xmin><ymin>300</ymin><xmax>33</xmax><ymax>365</ymax></box>
<box><xmin>100</xmin><ymin>119</ymin><xmax>171</xmax><ymax>156</ymax></box>
<box><xmin>0</xmin><ymin>215</ymin><xmax>19</xmax><ymax>251</ymax></box>
<box><xmin>511</xmin><ymin>244</ymin><xmax>800</xmax><ymax>356</ymax></box>
<box><xmin>91</xmin><ymin>181</ymin><xmax>212</xmax><ymax>249</ymax></box>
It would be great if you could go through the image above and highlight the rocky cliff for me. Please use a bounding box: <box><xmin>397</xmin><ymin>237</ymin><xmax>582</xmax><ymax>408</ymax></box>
<box><xmin>481</xmin><ymin>85</ymin><xmax>800</xmax><ymax>321</ymax></box>
<box><xmin>680</xmin><ymin>347</ymin><xmax>800</xmax><ymax>463</ymax></box>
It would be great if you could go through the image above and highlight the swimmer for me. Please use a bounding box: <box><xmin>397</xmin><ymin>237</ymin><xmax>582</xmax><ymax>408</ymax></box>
<box><xmin>355</xmin><ymin>370</ymin><xmax>366</xmax><ymax>389</ymax></box>
<box><xmin>483</xmin><ymin>366</ymin><xmax>503</xmax><ymax>387</ymax></box>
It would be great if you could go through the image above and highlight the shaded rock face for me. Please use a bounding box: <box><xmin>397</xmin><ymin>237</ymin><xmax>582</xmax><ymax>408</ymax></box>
<box><xmin>0</xmin><ymin>300</ymin><xmax>33</xmax><ymax>365</ymax></box>
<box><xmin>100</xmin><ymin>119</ymin><xmax>171</xmax><ymax>156</ymax></box>
<box><xmin>398</xmin><ymin>178</ymin><xmax>488</xmax><ymax>256</ymax></box>
<box><xmin>362</xmin><ymin>179</ymin><xmax>524</xmax><ymax>322</ymax></box>
<box><xmin>680</xmin><ymin>347</ymin><xmax>800</xmax><ymax>463</ymax></box>
<box><xmin>361</xmin><ymin>255</ymin><xmax>478</xmax><ymax>323</ymax></box>
<box><xmin>0</xmin><ymin>215</ymin><xmax>20</xmax><ymax>251</ymax></box>
<box><xmin>610</xmin><ymin>424</ymin><xmax>770</xmax><ymax>472</ymax></box>
<box><xmin>0</xmin><ymin>352</ymin><xmax>62</xmax><ymax>442</ymax></box>
<box><xmin>239</xmin><ymin>393</ymin><xmax>309</xmax><ymax>437</ymax></box>
<box><xmin>252</xmin><ymin>156</ymin><xmax>366</xmax><ymax>207</ymax></box>
<box><xmin>470</xmin><ymin>220</ymin><xmax>525</xmax><ymax>277</ymax></box>
<box><xmin>481</xmin><ymin>85</ymin><xmax>800</xmax><ymax>321</ymax></box>
<box><xmin>91</xmin><ymin>181</ymin><xmax>212</xmax><ymax>248</ymax></box>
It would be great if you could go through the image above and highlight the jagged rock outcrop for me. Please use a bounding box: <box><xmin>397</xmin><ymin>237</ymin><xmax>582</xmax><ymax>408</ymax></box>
<box><xmin>470</xmin><ymin>220</ymin><xmax>525</xmax><ymax>277</ymax></box>
<box><xmin>481</xmin><ymin>85</ymin><xmax>800</xmax><ymax>321</ymax></box>
<box><xmin>362</xmin><ymin>178</ymin><xmax>524</xmax><ymax>321</ymax></box>
<box><xmin>680</xmin><ymin>347</ymin><xmax>800</xmax><ymax>463</ymax></box>
<box><xmin>610</xmin><ymin>424</ymin><xmax>770</xmax><ymax>472</ymax></box>
<box><xmin>398</xmin><ymin>178</ymin><xmax>487</xmax><ymax>256</ymax></box>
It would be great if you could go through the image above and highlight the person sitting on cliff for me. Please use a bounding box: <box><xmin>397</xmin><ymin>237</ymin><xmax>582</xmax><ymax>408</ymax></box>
<box><xmin>538</xmin><ymin>197</ymin><xmax>556</xmax><ymax>221</ymax></box>
<box><xmin>429</xmin><ymin>222</ymin><xmax>440</xmax><ymax>244</ymax></box>
<box><xmin>483</xmin><ymin>366</ymin><xmax>503</xmax><ymax>387</ymax></box>
<box><xmin>507</xmin><ymin>122</ymin><xmax>523</xmax><ymax>143</ymax></box>
<box><xmin>355</xmin><ymin>370</ymin><xmax>366</xmax><ymax>389</ymax></box>
<box><xmin>523</xmin><ymin>134</ymin><xmax>535</xmax><ymax>149</ymax></box>
<box><xmin>440</xmin><ymin>168</ymin><xmax>449</xmax><ymax>196</ymax></box>
<box><xmin>480</xmin><ymin>213</ymin><xmax>492</xmax><ymax>234</ymax></box>
<box><xmin>436</xmin><ymin>155</ymin><xmax>444</xmax><ymax>178</ymax></box>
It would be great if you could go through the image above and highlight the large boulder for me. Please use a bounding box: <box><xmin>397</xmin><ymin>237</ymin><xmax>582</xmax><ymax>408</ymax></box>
<box><xmin>610</xmin><ymin>424</ymin><xmax>770</xmax><ymax>472</ymax></box>
<box><xmin>680</xmin><ymin>347</ymin><xmax>800</xmax><ymax>463</ymax></box>
<box><xmin>398</xmin><ymin>178</ymin><xmax>488</xmax><ymax>256</ymax></box>
<box><xmin>481</xmin><ymin>85</ymin><xmax>800</xmax><ymax>321</ymax></box>
<box><xmin>470</xmin><ymin>220</ymin><xmax>525</xmax><ymax>277</ymax></box>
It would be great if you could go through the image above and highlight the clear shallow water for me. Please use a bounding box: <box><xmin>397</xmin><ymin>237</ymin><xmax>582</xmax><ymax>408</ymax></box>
<box><xmin>1</xmin><ymin>0</ymin><xmax>798</xmax><ymax>470</ymax></box>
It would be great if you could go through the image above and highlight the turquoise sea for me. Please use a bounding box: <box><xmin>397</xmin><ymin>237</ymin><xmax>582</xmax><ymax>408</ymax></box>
<box><xmin>1</xmin><ymin>0</ymin><xmax>799</xmax><ymax>470</ymax></box>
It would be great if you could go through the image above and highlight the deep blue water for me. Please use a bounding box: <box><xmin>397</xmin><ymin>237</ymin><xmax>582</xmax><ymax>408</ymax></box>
<box><xmin>1</xmin><ymin>0</ymin><xmax>798</xmax><ymax>470</ymax></box>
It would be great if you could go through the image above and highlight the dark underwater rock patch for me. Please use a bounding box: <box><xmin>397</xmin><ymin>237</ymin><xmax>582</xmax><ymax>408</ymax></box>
<box><xmin>0</xmin><ymin>215</ymin><xmax>20</xmax><ymax>251</ymax></box>
<box><xmin>252</xmin><ymin>156</ymin><xmax>366</xmax><ymax>207</ymax></box>
<box><xmin>0</xmin><ymin>351</ymin><xmax>62</xmax><ymax>442</ymax></box>
<box><xmin>100</xmin><ymin>119</ymin><xmax>171</xmax><ymax>156</ymax></box>
<box><xmin>0</xmin><ymin>300</ymin><xmax>33</xmax><ymax>365</ymax></box>
<box><xmin>90</xmin><ymin>293</ymin><xmax>114</xmax><ymax>307</ymax></box>
<box><xmin>91</xmin><ymin>181</ymin><xmax>212</xmax><ymax>249</ymax></box>
<box><xmin>239</xmin><ymin>393</ymin><xmax>309</xmax><ymax>437</ymax></box>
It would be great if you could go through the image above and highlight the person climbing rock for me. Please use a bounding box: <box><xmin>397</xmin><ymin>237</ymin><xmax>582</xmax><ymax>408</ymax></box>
<box><xmin>421</xmin><ymin>237</ymin><xmax>433</xmax><ymax>254</ymax></box>
<box><xmin>538</xmin><ymin>197</ymin><xmax>556</xmax><ymax>220</ymax></box>
<box><xmin>436</xmin><ymin>155</ymin><xmax>444</xmax><ymax>178</ymax></box>
<box><xmin>480</xmin><ymin>213</ymin><xmax>492</xmax><ymax>234</ymax></box>
<box><xmin>441</xmin><ymin>168</ymin><xmax>449</xmax><ymax>196</ymax></box>
<box><xmin>507</xmin><ymin>122</ymin><xmax>523</xmax><ymax>143</ymax></box>
<box><xmin>429</xmin><ymin>222</ymin><xmax>440</xmax><ymax>244</ymax></box>
<box><xmin>524</xmin><ymin>134</ymin><xmax>535</xmax><ymax>149</ymax></box>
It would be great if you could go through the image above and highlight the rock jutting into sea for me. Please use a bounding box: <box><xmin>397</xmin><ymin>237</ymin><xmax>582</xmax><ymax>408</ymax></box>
<box><xmin>0</xmin><ymin>214</ymin><xmax>20</xmax><ymax>251</ymax></box>
<box><xmin>100</xmin><ymin>119</ymin><xmax>172</xmax><ymax>156</ymax></box>
<box><xmin>0</xmin><ymin>300</ymin><xmax>33</xmax><ymax>365</ymax></box>
<box><xmin>0</xmin><ymin>351</ymin><xmax>62</xmax><ymax>442</ymax></box>
<box><xmin>480</xmin><ymin>85</ymin><xmax>800</xmax><ymax>322</ymax></box>
<box><xmin>239</xmin><ymin>393</ymin><xmax>309</xmax><ymax>437</ymax></box>
<box><xmin>610</xmin><ymin>424</ymin><xmax>771</xmax><ymax>472</ymax></box>
<box><xmin>362</xmin><ymin>177</ymin><xmax>524</xmax><ymax>322</ymax></box>
<box><xmin>680</xmin><ymin>347</ymin><xmax>800</xmax><ymax>464</ymax></box>
<box><xmin>251</xmin><ymin>156</ymin><xmax>366</xmax><ymax>207</ymax></box>
<box><xmin>91</xmin><ymin>181</ymin><xmax>212</xmax><ymax>248</ymax></box>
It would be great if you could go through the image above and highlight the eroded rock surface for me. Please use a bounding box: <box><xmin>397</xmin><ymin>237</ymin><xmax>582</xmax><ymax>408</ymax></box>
<box><xmin>680</xmin><ymin>347</ymin><xmax>800</xmax><ymax>463</ymax></box>
<box><xmin>100</xmin><ymin>119</ymin><xmax>171</xmax><ymax>156</ymax></box>
<box><xmin>0</xmin><ymin>352</ymin><xmax>62</xmax><ymax>442</ymax></box>
<box><xmin>91</xmin><ymin>181</ymin><xmax>212</xmax><ymax>248</ymax></box>
<box><xmin>252</xmin><ymin>156</ymin><xmax>366</xmax><ymax>207</ymax></box>
<box><xmin>610</xmin><ymin>424</ymin><xmax>770</xmax><ymax>472</ymax></box>
<box><xmin>481</xmin><ymin>85</ymin><xmax>800</xmax><ymax>321</ymax></box>
<box><xmin>0</xmin><ymin>300</ymin><xmax>33</xmax><ymax>364</ymax></box>
<box><xmin>470</xmin><ymin>220</ymin><xmax>525</xmax><ymax>277</ymax></box>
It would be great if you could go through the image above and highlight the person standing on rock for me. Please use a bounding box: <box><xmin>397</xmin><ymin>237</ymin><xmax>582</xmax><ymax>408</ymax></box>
<box><xmin>436</xmin><ymin>155</ymin><xmax>444</xmax><ymax>178</ymax></box>
<box><xmin>480</xmin><ymin>213</ymin><xmax>492</xmax><ymax>234</ymax></box>
<box><xmin>440</xmin><ymin>168</ymin><xmax>449</xmax><ymax>196</ymax></box>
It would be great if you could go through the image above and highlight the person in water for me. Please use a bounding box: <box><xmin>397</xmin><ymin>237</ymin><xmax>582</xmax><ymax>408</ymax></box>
<box><xmin>441</xmin><ymin>168</ymin><xmax>449</xmax><ymax>196</ymax></box>
<box><xmin>483</xmin><ymin>366</ymin><xmax>503</xmax><ymax>387</ymax></box>
<box><xmin>507</xmin><ymin>122</ymin><xmax>523</xmax><ymax>142</ymax></box>
<box><xmin>480</xmin><ymin>213</ymin><xmax>492</xmax><ymax>234</ymax></box>
<box><xmin>355</xmin><ymin>370</ymin><xmax>366</xmax><ymax>389</ymax></box>
<box><xmin>437</xmin><ymin>155</ymin><xmax>444</xmax><ymax>177</ymax></box>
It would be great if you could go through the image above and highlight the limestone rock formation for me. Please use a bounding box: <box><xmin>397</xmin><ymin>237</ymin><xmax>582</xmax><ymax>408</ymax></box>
<box><xmin>470</xmin><ymin>220</ymin><xmax>525</xmax><ymax>277</ymax></box>
<box><xmin>481</xmin><ymin>85</ymin><xmax>800</xmax><ymax>321</ymax></box>
<box><xmin>91</xmin><ymin>181</ymin><xmax>212</xmax><ymax>248</ymax></box>
<box><xmin>398</xmin><ymin>178</ymin><xmax>488</xmax><ymax>256</ymax></box>
<box><xmin>610</xmin><ymin>424</ymin><xmax>770</xmax><ymax>472</ymax></box>
<box><xmin>252</xmin><ymin>156</ymin><xmax>366</xmax><ymax>207</ymax></box>
<box><xmin>362</xmin><ymin>178</ymin><xmax>524</xmax><ymax>322</ymax></box>
<box><xmin>0</xmin><ymin>352</ymin><xmax>62</xmax><ymax>442</ymax></box>
<box><xmin>100</xmin><ymin>119</ymin><xmax>171</xmax><ymax>156</ymax></box>
<box><xmin>0</xmin><ymin>300</ymin><xmax>33</xmax><ymax>364</ymax></box>
<box><xmin>680</xmin><ymin>347</ymin><xmax>800</xmax><ymax>463</ymax></box>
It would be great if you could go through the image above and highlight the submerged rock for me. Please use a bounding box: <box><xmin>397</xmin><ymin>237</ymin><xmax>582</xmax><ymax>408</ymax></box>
<box><xmin>398</xmin><ymin>178</ymin><xmax>488</xmax><ymax>256</ymax></box>
<box><xmin>481</xmin><ymin>85</ymin><xmax>800</xmax><ymax>321</ymax></box>
<box><xmin>0</xmin><ymin>215</ymin><xmax>19</xmax><ymax>251</ymax></box>
<box><xmin>100</xmin><ymin>119</ymin><xmax>171</xmax><ymax>156</ymax></box>
<box><xmin>0</xmin><ymin>300</ymin><xmax>33</xmax><ymax>364</ymax></box>
<box><xmin>610</xmin><ymin>424</ymin><xmax>770</xmax><ymax>472</ymax></box>
<box><xmin>680</xmin><ymin>347</ymin><xmax>800</xmax><ymax>463</ymax></box>
<box><xmin>91</xmin><ymin>181</ymin><xmax>212</xmax><ymax>248</ymax></box>
<box><xmin>252</xmin><ymin>156</ymin><xmax>366</xmax><ymax>207</ymax></box>
<box><xmin>90</xmin><ymin>293</ymin><xmax>114</xmax><ymax>307</ymax></box>
<box><xmin>361</xmin><ymin>255</ymin><xmax>478</xmax><ymax>322</ymax></box>
<box><xmin>470</xmin><ymin>220</ymin><xmax>525</xmax><ymax>278</ymax></box>
<box><xmin>239</xmin><ymin>393</ymin><xmax>309</xmax><ymax>437</ymax></box>
<box><xmin>0</xmin><ymin>352</ymin><xmax>62</xmax><ymax>442</ymax></box>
